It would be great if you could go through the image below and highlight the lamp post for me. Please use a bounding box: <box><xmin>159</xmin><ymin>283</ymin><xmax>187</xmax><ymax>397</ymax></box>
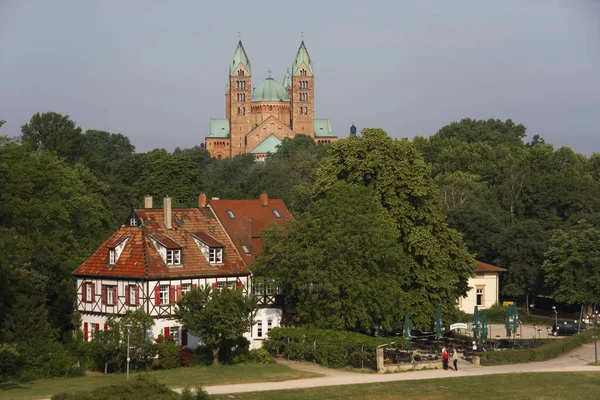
<box><xmin>552</xmin><ymin>306</ymin><xmax>558</xmax><ymax>326</ymax></box>
<box><xmin>125</xmin><ymin>324</ymin><xmax>132</xmax><ymax>381</ymax></box>
<box><xmin>592</xmin><ymin>310</ymin><xmax>598</xmax><ymax>364</ymax></box>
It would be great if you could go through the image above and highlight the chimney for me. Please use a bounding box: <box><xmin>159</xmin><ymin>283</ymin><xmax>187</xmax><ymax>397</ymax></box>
<box><xmin>144</xmin><ymin>195</ymin><xmax>153</xmax><ymax>209</ymax></box>
<box><xmin>260</xmin><ymin>193</ymin><xmax>268</xmax><ymax>207</ymax></box>
<box><xmin>163</xmin><ymin>196</ymin><xmax>172</xmax><ymax>229</ymax></box>
<box><xmin>198</xmin><ymin>193</ymin><xmax>207</xmax><ymax>208</ymax></box>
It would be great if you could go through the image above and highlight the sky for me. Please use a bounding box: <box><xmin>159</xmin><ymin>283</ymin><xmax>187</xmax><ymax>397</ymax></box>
<box><xmin>1</xmin><ymin>0</ymin><xmax>599</xmax><ymax>154</ymax></box>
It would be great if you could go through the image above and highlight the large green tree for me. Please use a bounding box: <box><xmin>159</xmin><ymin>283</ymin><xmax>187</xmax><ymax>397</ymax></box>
<box><xmin>255</xmin><ymin>182</ymin><xmax>409</xmax><ymax>332</ymax></box>
<box><xmin>174</xmin><ymin>287</ymin><xmax>257</xmax><ymax>366</ymax></box>
<box><xmin>21</xmin><ymin>112</ymin><xmax>83</xmax><ymax>162</ymax></box>
<box><xmin>313</xmin><ymin>129</ymin><xmax>474</xmax><ymax>328</ymax></box>
<box><xmin>542</xmin><ymin>220</ymin><xmax>600</xmax><ymax>307</ymax></box>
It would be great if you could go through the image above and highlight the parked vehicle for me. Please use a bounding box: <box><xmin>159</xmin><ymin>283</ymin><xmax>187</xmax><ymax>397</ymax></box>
<box><xmin>552</xmin><ymin>322</ymin><xmax>586</xmax><ymax>336</ymax></box>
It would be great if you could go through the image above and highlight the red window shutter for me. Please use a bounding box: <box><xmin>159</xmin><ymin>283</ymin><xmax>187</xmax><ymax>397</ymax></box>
<box><xmin>192</xmin><ymin>283</ymin><xmax>197</xmax><ymax>289</ymax></box>
<box><xmin>176</xmin><ymin>285</ymin><xmax>182</xmax><ymax>301</ymax></box>
<box><xmin>154</xmin><ymin>286</ymin><xmax>160</xmax><ymax>305</ymax></box>
<box><xmin>135</xmin><ymin>286</ymin><xmax>140</xmax><ymax>306</ymax></box>
<box><xmin>211</xmin><ymin>282</ymin><xmax>217</xmax><ymax>291</ymax></box>
<box><xmin>91</xmin><ymin>283</ymin><xmax>95</xmax><ymax>302</ymax></box>
<box><xmin>236</xmin><ymin>279</ymin><xmax>243</xmax><ymax>290</ymax></box>
<box><xmin>95</xmin><ymin>323</ymin><xmax>100</xmax><ymax>332</ymax></box>
<box><xmin>112</xmin><ymin>286</ymin><xmax>117</xmax><ymax>305</ymax></box>
<box><xmin>81</xmin><ymin>282</ymin><xmax>86</xmax><ymax>302</ymax></box>
<box><xmin>104</xmin><ymin>323</ymin><xmax>108</xmax><ymax>331</ymax></box>
<box><xmin>101</xmin><ymin>286</ymin><xmax>107</xmax><ymax>305</ymax></box>
<box><xmin>125</xmin><ymin>285</ymin><xmax>130</xmax><ymax>306</ymax></box>
<box><xmin>169</xmin><ymin>286</ymin><xmax>175</xmax><ymax>305</ymax></box>
<box><xmin>164</xmin><ymin>327</ymin><xmax>170</xmax><ymax>339</ymax></box>
<box><xmin>84</xmin><ymin>322</ymin><xmax>88</xmax><ymax>341</ymax></box>
<box><xmin>181</xmin><ymin>327</ymin><xmax>188</xmax><ymax>346</ymax></box>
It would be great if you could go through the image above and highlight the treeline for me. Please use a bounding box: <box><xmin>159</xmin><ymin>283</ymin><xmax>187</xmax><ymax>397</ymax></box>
<box><xmin>1</xmin><ymin>113</ymin><xmax>599</xmax><ymax>380</ymax></box>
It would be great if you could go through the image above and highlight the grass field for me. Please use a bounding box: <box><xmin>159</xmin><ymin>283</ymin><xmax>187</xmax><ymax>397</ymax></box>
<box><xmin>0</xmin><ymin>363</ymin><xmax>321</xmax><ymax>400</ymax></box>
<box><xmin>212</xmin><ymin>372</ymin><xmax>600</xmax><ymax>400</ymax></box>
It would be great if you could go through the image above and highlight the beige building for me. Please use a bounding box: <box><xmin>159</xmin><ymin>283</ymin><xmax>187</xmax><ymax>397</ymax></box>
<box><xmin>458</xmin><ymin>260</ymin><xmax>507</xmax><ymax>313</ymax></box>
<box><xmin>205</xmin><ymin>40</ymin><xmax>337</xmax><ymax>160</ymax></box>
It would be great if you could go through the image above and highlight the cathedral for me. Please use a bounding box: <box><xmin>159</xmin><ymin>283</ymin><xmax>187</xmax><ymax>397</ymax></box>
<box><xmin>205</xmin><ymin>40</ymin><xmax>337</xmax><ymax>160</ymax></box>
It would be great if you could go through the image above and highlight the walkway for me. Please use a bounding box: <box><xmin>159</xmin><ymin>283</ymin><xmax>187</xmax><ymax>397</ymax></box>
<box><xmin>203</xmin><ymin>343</ymin><xmax>599</xmax><ymax>395</ymax></box>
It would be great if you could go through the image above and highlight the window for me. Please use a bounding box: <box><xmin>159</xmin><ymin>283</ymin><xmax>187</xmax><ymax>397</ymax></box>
<box><xmin>227</xmin><ymin>210</ymin><xmax>235</xmax><ymax>219</ymax></box>
<box><xmin>269</xmin><ymin>105</ymin><xmax>273</xmax><ymax>111</ymax></box>
<box><xmin>238</xmin><ymin>69</ymin><xmax>244</xmax><ymax>76</ymax></box>
<box><xmin>107</xmin><ymin>286</ymin><xmax>115</xmax><ymax>305</ymax></box>
<box><xmin>166</xmin><ymin>249</ymin><xmax>181</xmax><ymax>265</ymax></box>
<box><xmin>85</xmin><ymin>282</ymin><xmax>93</xmax><ymax>302</ymax></box>
<box><xmin>257</xmin><ymin>320</ymin><xmax>263</xmax><ymax>337</ymax></box>
<box><xmin>128</xmin><ymin>285</ymin><xmax>136</xmax><ymax>306</ymax></box>
<box><xmin>170</xmin><ymin>326</ymin><xmax>180</xmax><ymax>345</ymax></box>
<box><xmin>209</xmin><ymin>247</ymin><xmax>223</xmax><ymax>264</ymax></box>
<box><xmin>299</xmin><ymin>108</ymin><xmax>303</xmax><ymax>115</ymax></box>
<box><xmin>300</xmin><ymin>69</ymin><xmax>306</xmax><ymax>76</ymax></box>
<box><xmin>109</xmin><ymin>249</ymin><xmax>116</xmax><ymax>265</ymax></box>
<box><xmin>217</xmin><ymin>281</ymin><xmax>235</xmax><ymax>290</ymax></box>
<box><xmin>304</xmin><ymin>107</ymin><xmax>308</xmax><ymax>114</ymax></box>
<box><xmin>476</xmin><ymin>287</ymin><xmax>484</xmax><ymax>306</ymax></box>
<box><xmin>267</xmin><ymin>319</ymin><xmax>273</xmax><ymax>333</ymax></box>
<box><xmin>129</xmin><ymin>217</ymin><xmax>137</xmax><ymax>226</ymax></box>
<box><xmin>272</xmin><ymin>210</ymin><xmax>281</xmax><ymax>219</ymax></box>
<box><xmin>241</xmin><ymin>245</ymin><xmax>250</xmax><ymax>254</ymax></box>
<box><xmin>241</xmin><ymin>107</ymin><xmax>245</xmax><ymax>116</ymax></box>
<box><xmin>182</xmin><ymin>283</ymin><xmax>191</xmax><ymax>295</ymax></box>
<box><xmin>160</xmin><ymin>285</ymin><xmax>170</xmax><ymax>305</ymax></box>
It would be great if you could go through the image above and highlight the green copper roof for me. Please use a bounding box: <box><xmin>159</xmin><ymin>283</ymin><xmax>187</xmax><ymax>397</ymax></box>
<box><xmin>250</xmin><ymin>134</ymin><xmax>282</xmax><ymax>154</ymax></box>
<box><xmin>209</xmin><ymin>119</ymin><xmax>230</xmax><ymax>138</ymax></box>
<box><xmin>230</xmin><ymin>41</ymin><xmax>251</xmax><ymax>76</ymax></box>
<box><xmin>251</xmin><ymin>77</ymin><xmax>289</xmax><ymax>102</ymax></box>
<box><xmin>292</xmin><ymin>41</ymin><xmax>313</xmax><ymax>74</ymax></box>
<box><xmin>314</xmin><ymin>118</ymin><xmax>335</xmax><ymax>137</ymax></box>
<box><xmin>282</xmin><ymin>70</ymin><xmax>292</xmax><ymax>89</ymax></box>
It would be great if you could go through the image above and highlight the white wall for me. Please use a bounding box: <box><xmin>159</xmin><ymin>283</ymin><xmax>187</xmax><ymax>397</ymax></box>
<box><xmin>459</xmin><ymin>272</ymin><xmax>500</xmax><ymax>313</ymax></box>
<box><xmin>246</xmin><ymin>308</ymin><xmax>283</xmax><ymax>349</ymax></box>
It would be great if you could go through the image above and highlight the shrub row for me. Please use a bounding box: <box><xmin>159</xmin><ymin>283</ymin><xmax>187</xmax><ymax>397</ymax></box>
<box><xmin>262</xmin><ymin>327</ymin><xmax>392</xmax><ymax>368</ymax></box>
<box><xmin>477</xmin><ymin>331</ymin><xmax>595</xmax><ymax>366</ymax></box>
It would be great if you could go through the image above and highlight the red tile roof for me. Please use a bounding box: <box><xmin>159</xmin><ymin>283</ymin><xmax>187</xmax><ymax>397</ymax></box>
<box><xmin>208</xmin><ymin>196</ymin><xmax>294</xmax><ymax>264</ymax></box>
<box><xmin>191</xmin><ymin>232</ymin><xmax>224</xmax><ymax>248</ymax></box>
<box><xmin>72</xmin><ymin>208</ymin><xmax>248</xmax><ymax>279</ymax></box>
<box><xmin>474</xmin><ymin>260</ymin><xmax>507</xmax><ymax>273</ymax></box>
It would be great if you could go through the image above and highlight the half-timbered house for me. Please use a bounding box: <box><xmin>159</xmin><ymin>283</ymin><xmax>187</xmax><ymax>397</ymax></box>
<box><xmin>72</xmin><ymin>195</ymin><xmax>250</xmax><ymax>348</ymax></box>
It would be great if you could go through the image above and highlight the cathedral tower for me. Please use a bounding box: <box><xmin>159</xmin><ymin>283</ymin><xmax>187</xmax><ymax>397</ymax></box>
<box><xmin>290</xmin><ymin>41</ymin><xmax>314</xmax><ymax>135</ymax></box>
<box><xmin>228</xmin><ymin>41</ymin><xmax>253</xmax><ymax>157</ymax></box>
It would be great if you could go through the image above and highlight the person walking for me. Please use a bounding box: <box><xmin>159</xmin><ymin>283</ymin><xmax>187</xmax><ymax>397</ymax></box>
<box><xmin>442</xmin><ymin>348</ymin><xmax>449</xmax><ymax>370</ymax></box>
<box><xmin>452</xmin><ymin>348</ymin><xmax>458</xmax><ymax>371</ymax></box>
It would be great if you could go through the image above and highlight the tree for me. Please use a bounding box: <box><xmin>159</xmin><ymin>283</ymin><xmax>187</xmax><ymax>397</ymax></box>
<box><xmin>542</xmin><ymin>220</ymin><xmax>600</xmax><ymax>308</ymax></box>
<box><xmin>21</xmin><ymin>112</ymin><xmax>83</xmax><ymax>162</ymax></box>
<box><xmin>174</xmin><ymin>287</ymin><xmax>257</xmax><ymax>366</ymax></box>
<box><xmin>255</xmin><ymin>182</ymin><xmax>409</xmax><ymax>332</ymax></box>
<box><xmin>314</xmin><ymin>129</ymin><xmax>474</xmax><ymax>328</ymax></box>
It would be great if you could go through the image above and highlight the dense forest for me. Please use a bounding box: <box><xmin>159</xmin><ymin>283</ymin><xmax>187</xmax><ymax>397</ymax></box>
<box><xmin>1</xmin><ymin>112</ymin><xmax>599</xmax><ymax>379</ymax></box>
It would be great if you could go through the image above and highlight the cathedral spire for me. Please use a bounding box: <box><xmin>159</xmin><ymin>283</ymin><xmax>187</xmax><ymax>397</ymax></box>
<box><xmin>282</xmin><ymin>68</ymin><xmax>292</xmax><ymax>89</ymax></box>
<box><xmin>230</xmin><ymin>40</ymin><xmax>251</xmax><ymax>76</ymax></box>
<box><xmin>292</xmin><ymin>40</ymin><xmax>313</xmax><ymax>75</ymax></box>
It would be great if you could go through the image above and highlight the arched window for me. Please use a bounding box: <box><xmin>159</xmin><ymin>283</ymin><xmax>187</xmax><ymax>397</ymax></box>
<box><xmin>237</xmin><ymin>107</ymin><xmax>241</xmax><ymax>115</ymax></box>
<box><xmin>217</xmin><ymin>155</ymin><xmax>222</xmax><ymax>159</ymax></box>
<box><xmin>242</xmin><ymin>107</ymin><xmax>245</xmax><ymax>116</ymax></box>
<box><xmin>269</xmin><ymin>105</ymin><xmax>273</xmax><ymax>111</ymax></box>
<box><xmin>299</xmin><ymin>108</ymin><xmax>303</xmax><ymax>115</ymax></box>
<box><xmin>304</xmin><ymin>107</ymin><xmax>308</xmax><ymax>114</ymax></box>
<box><xmin>238</xmin><ymin>70</ymin><xmax>244</xmax><ymax>76</ymax></box>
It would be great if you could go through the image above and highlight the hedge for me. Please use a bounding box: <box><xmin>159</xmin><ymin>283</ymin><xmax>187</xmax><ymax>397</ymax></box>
<box><xmin>477</xmin><ymin>330</ymin><xmax>595</xmax><ymax>366</ymax></box>
<box><xmin>262</xmin><ymin>327</ymin><xmax>392</xmax><ymax>368</ymax></box>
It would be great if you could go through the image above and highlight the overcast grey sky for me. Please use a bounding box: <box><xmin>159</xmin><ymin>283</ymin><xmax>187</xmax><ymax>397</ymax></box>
<box><xmin>1</xmin><ymin>0</ymin><xmax>599</xmax><ymax>154</ymax></box>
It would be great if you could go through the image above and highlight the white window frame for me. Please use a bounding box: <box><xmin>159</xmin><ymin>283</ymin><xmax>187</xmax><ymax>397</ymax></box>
<box><xmin>86</xmin><ymin>282</ymin><xmax>92</xmax><ymax>302</ymax></box>
<box><xmin>182</xmin><ymin>283</ymin><xmax>191</xmax><ymax>295</ymax></box>
<box><xmin>107</xmin><ymin>285</ymin><xmax>115</xmax><ymax>305</ymax></box>
<box><xmin>128</xmin><ymin>285</ymin><xmax>136</xmax><ymax>306</ymax></box>
<box><xmin>167</xmin><ymin>249</ymin><xmax>181</xmax><ymax>265</ymax></box>
<box><xmin>476</xmin><ymin>288</ymin><xmax>484</xmax><ymax>306</ymax></box>
<box><xmin>267</xmin><ymin>319</ymin><xmax>273</xmax><ymax>333</ymax></box>
<box><xmin>129</xmin><ymin>217</ymin><xmax>137</xmax><ymax>226</ymax></box>
<box><xmin>170</xmin><ymin>326</ymin><xmax>180</xmax><ymax>345</ymax></box>
<box><xmin>209</xmin><ymin>247</ymin><xmax>223</xmax><ymax>264</ymax></box>
<box><xmin>160</xmin><ymin>285</ymin><xmax>170</xmax><ymax>305</ymax></box>
<box><xmin>241</xmin><ymin>245</ymin><xmax>250</xmax><ymax>254</ymax></box>
<box><xmin>257</xmin><ymin>320</ymin><xmax>263</xmax><ymax>338</ymax></box>
<box><xmin>109</xmin><ymin>249</ymin><xmax>116</xmax><ymax>265</ymax></box>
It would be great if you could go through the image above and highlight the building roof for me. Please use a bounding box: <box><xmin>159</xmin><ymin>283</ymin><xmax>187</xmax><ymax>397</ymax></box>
<box><xmin>209</xmin><ymin>118</ymin><xmax>230</xmax><ymax>138</ymax></box>
<box><xmin>209</xmin><ymin>195</ymin><xmax>294</xmax><ymax>264</ymax></box>
<box><xmin>72</xmin><ymin>208</ymin><xmax>248</xmax><ymax>279</ymax></box>
<box><xmin>251</xmin><ymin>77</ymin><xmax>289</xmax><ymax>102</ymax></box>
<box><xmin>474</xmin><ymin>260</ymin><xmax>507</xmax><ymax>273</ymax></box>
<box><xmin>230</xmin><ymin>40</ymin><xmax>251</xmax><ymax>75</ymax></box>
<box><xmin>293</xmin><ymin>41</ymin><xmax>313</xmax><ymax>74</ymax></box>
<box><xmin>314</xmin><ymin>118</ymin><xmax>335</xmax><ymax>137</ymax></box>
<box><xmin>282</xmin><ymin>70</ymin><xmax>292</xmax><ymax>89</ymax></box>
<box><xmin>250</xmin><ymin>134</ymin><xmax>282</xmax><ymax>154</ymax></box>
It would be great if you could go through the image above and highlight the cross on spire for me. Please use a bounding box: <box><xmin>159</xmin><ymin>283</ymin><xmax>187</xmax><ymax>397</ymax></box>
<box><xmin>238</xmin><ymin>31</ymin><xmax>242</xmax><ymax>41</ymax></box>
<box><xmin>267</xmin><ymin>69</ymin><xmax>272</xmax><ymax>77</ymax></box>
<box><xmin>301</xmin><ymin>31</ymin><xmax>304</xmax><ymax>41</ymax></box>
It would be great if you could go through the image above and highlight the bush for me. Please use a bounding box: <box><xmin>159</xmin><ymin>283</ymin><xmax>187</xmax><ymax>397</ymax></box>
<box><xmin>194</xmin><ymin>336</ymin><xmax>250</xmax><ymax>366</ymax></box>
<box><xmin>154</xmin><ymin>338</ymin><xmax>180</xmax><ymax>369</ymax></box>
<box><xmin>477</xmin><ymin>330</ymin><xmax>595</xmax><ymax>366</ymax></box>
<box><xmin>18</xmin><ymin>339</ymin><xmax>78</xmax><ymax>379</ymax></box>
<box><xmin>247</xmin><ymin>348</ymin><xmax>274</xmax><ymax>364</ymax></box>
<box><xmin>263</xmin><ymin>327</ymin><xmax>391</xmax><ymax>368</ymax></box>
<box><xmin>0</xmin><ymin>342</ymin><xmax>22</xmax><ymax>381</ymax></box>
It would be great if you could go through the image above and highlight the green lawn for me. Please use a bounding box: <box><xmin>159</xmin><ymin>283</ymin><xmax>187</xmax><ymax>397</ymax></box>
<box><xmin>213</xmin><ymin>372</ymin><xmax>600</xmax><ymax>400</ymax></box>
<box><xmin>0</xmin><ymin>363</ymin><xmax>321</xmax><ymax>400</ymax></box>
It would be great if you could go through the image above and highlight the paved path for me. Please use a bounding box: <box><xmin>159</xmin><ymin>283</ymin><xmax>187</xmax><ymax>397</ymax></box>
<box><xmin>203</xmin><ymin>343</ymin><xmax>600</xmax><ymax>395</ymax></box>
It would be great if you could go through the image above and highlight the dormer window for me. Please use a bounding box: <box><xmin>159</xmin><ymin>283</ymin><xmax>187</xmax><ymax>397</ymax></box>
<box><xmin>167</xmin><ymin>249</ymin><xmax>181</xmax><ymax>265</ymax></box>
<box><xmin>209</xmin><ymin>248</ymin><xmax>223</xmax><ymax>264</ymax></box>
<box><xmin>129</xmin><ymin>217</ymin><xmax>137</xmax><ymax>226</ymax></box>
<box><xmin>106</xmin><ymin>235</ymin><xmax>129</xmax><ymax>266</ymax></box>
<box><xmin>191</xmin><ymin>232</ymin><xmax>225</xmax><ymax>265</ymax></box>
<box><xmin>109</xmin><ymin>249</ymin><xmax>116</xmax><ymax>265</ymax></box>
<box><xmin>273</xmin><ymin>210</ymin><xmax>281</xmax><ymax>219</ymax></box>
<box><xmin>241</xmin><ymin>245</ymin><xmax>250</xmax><ymax>255</ymax></box>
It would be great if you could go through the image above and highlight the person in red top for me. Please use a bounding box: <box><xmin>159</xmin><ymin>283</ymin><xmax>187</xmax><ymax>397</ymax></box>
<box><xmin>442</xmin><ymin>347</ymin><xmax>449</xmax><ymax>370</ymax></box>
